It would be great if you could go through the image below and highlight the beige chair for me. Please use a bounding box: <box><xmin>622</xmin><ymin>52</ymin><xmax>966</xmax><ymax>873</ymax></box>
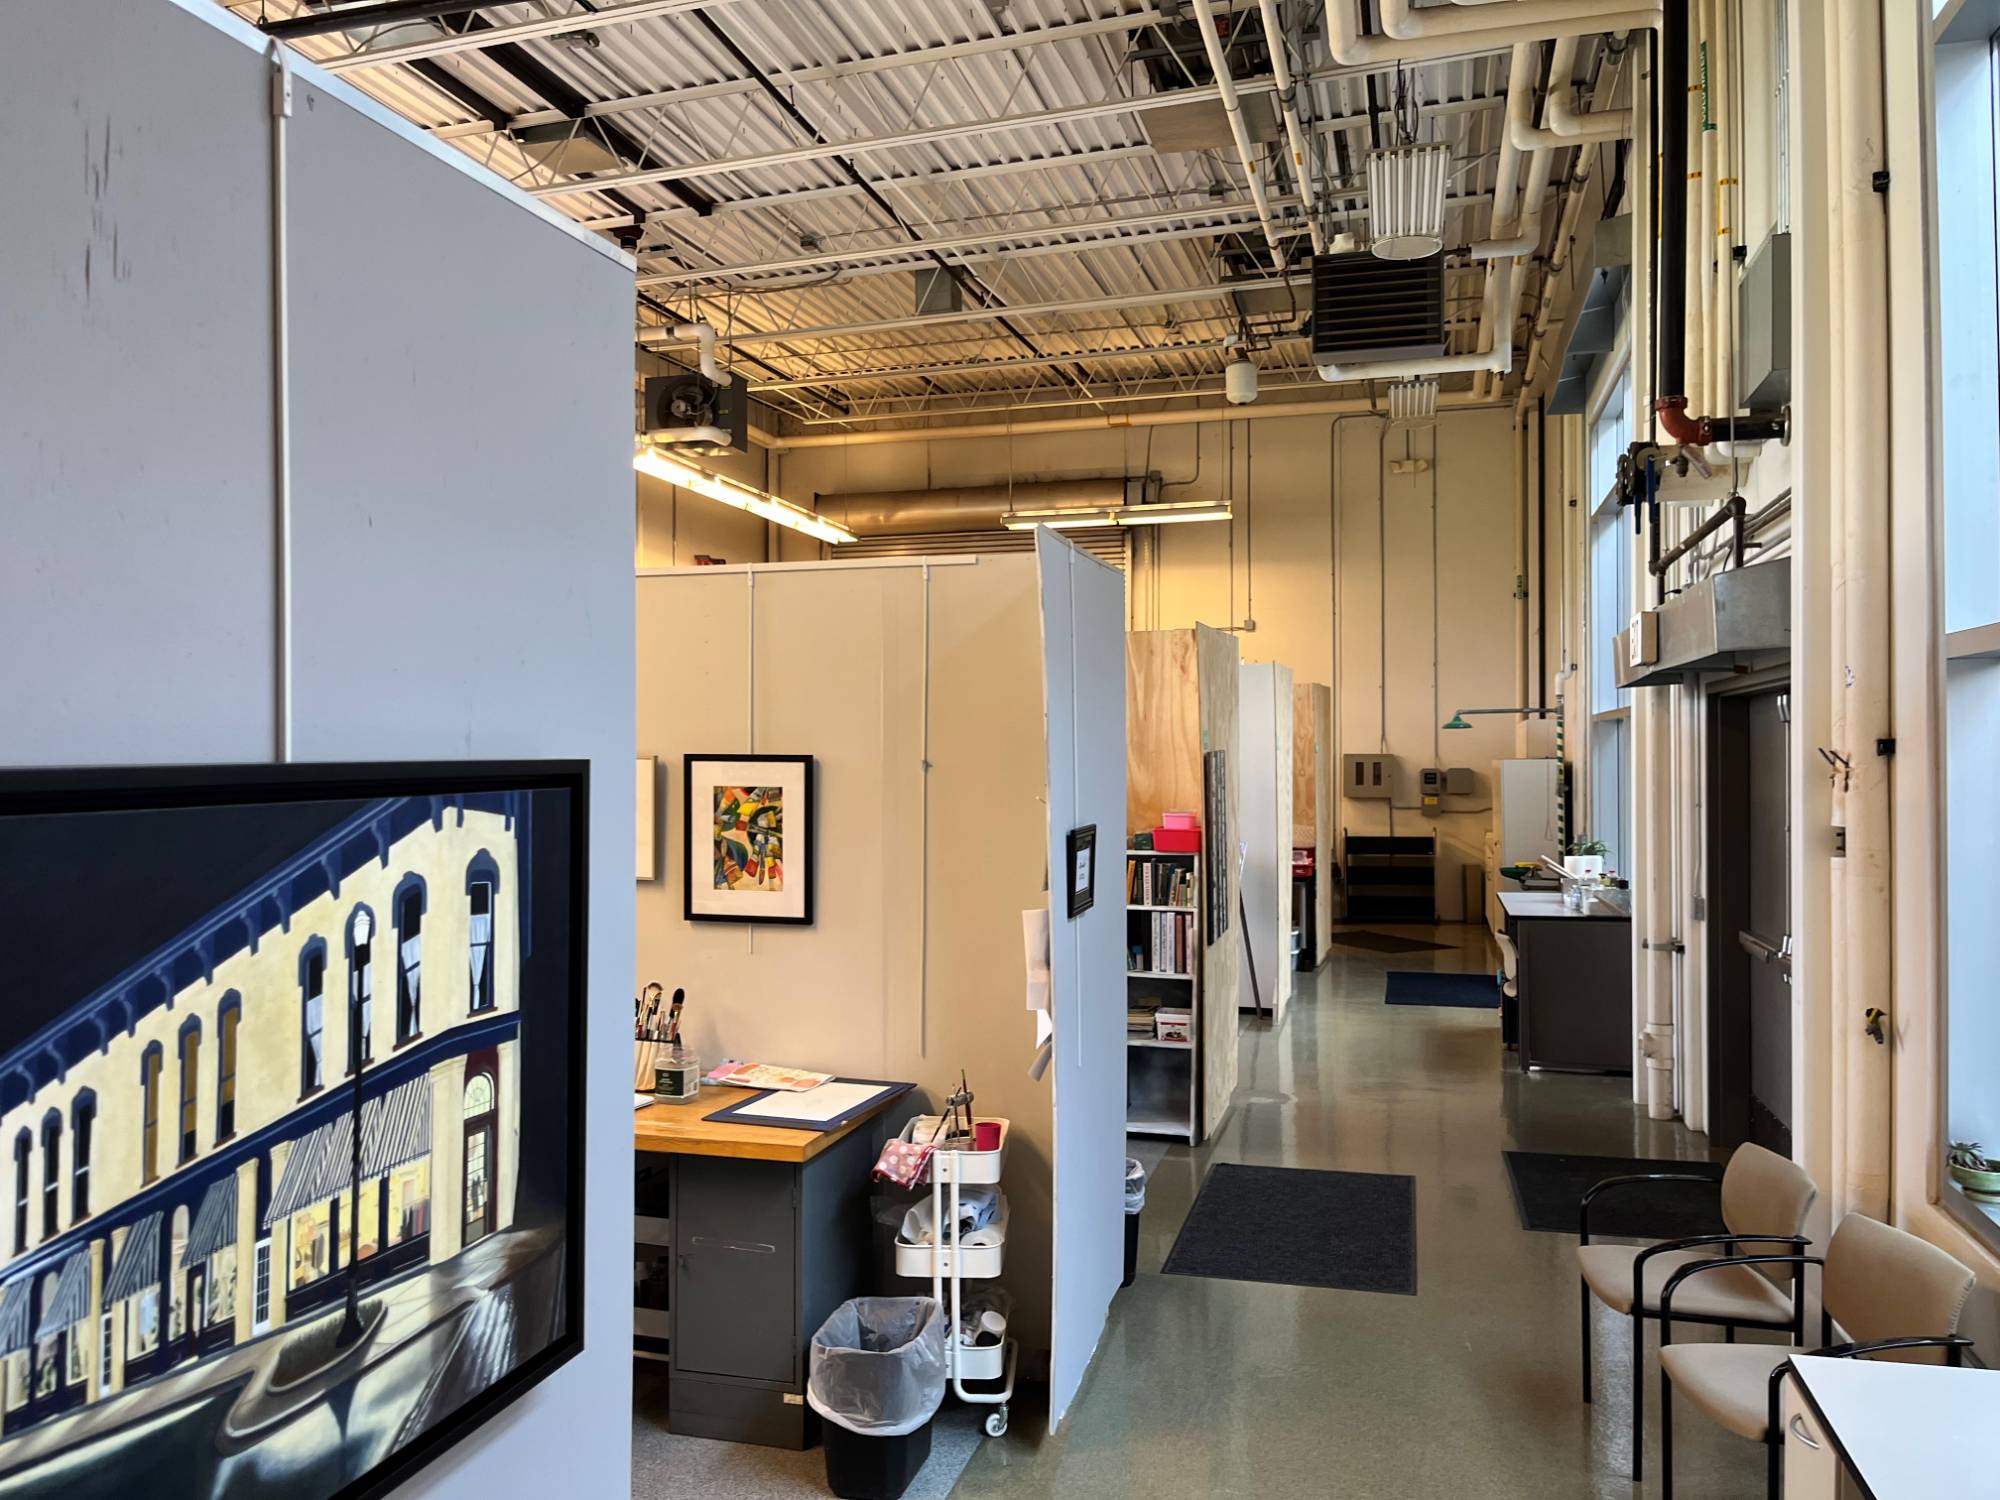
<box><xmin>1574</xmin><ymin>1143</ymin><xmax>1818</xmax><ymax>1482</ymax></box>
<box><xmin>1657</xmin><ymin>1213</ymin><xmax>1976</xmax><ymax>1499</ymax></box>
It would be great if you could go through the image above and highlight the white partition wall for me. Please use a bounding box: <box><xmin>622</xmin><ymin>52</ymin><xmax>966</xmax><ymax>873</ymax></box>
<box><xmin>1237</xmin><ymin>662</ymin><xmax>1295</xmax><ymax>1018</ymax></box>
<box><xmin>1036</xmin><ymin>531</ymin><xmax>1128</xmax><ymax>1430</ymax></box>
<box><xmin>1</xmin><ymin>4</ymin><xmax>636</xmax><ymax>1495</ymax></box>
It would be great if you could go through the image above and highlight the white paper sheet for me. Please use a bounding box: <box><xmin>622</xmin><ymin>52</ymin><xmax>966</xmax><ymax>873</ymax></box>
<box><xmin>729</xmin><ymin>1080</ymin><xmax>896</xmax><ymax>1124</ymax></box>
<box><xmin>1023</xmin><ymin>907</ymin><xmax>1051</xmax><ymax>1011</ymax></box>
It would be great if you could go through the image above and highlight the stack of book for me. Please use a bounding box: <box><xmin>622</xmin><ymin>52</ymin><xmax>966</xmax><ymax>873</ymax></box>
<box><xmin>1127</xmin><ymin>1005</ymin><xmax>1157</xmax><ymax>1037</ymax></box>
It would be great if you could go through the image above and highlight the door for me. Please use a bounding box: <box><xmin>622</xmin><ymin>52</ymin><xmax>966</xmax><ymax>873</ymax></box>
<box><xmin>462</xmin><ymin>1119</ymin><xmax>495</xmax><ymax>1246</ymax></box>
<box><xmin>1709</xmin><ymin>686</ymin><xmax>1794</xmax><ymax>1151</ymax></box>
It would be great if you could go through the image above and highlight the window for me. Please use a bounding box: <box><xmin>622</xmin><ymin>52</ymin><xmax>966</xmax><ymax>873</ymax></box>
<box><xmin>168</xmin><ymin>1206</ymin><xmax>189</xmax><ymax>1343</ymax></box>
<box><xmin>1588</xmin><ymin>363</ymin><xmax>1634</xmax><ymax>874</ymax></box>
<box><xmin>290</xmin><ymin>1201</ymin><xmax>333</xmax><ymax>1290</ymax></box>
<box><xmin>468</xmin><ymin>877</ymin><xmax>495</xmax><ymax>1013</ymax></box>
<box><xmin>301</xmin><ymin>941</ymin><xmax>326</xmax><ymax>1094</ymax></box>
<box><xmin>347</xmin><ymin>908</ymin><xmax>375</xmax><ymax>1074</ymax></box>
<box><xmin>12</xmin><ymin>1131</ymin><xmax>28</xmax><ymax>1254</ymax></box>
<box><xmin>1936</xmin><ymin>34</ymin><xmax>2000</xmax><ymax>1236</ymax></box>
<box><xmin>70</xmin><ymin>1091</ymin><xmax>94</xmax><ymax>1222</ymax></box>
<box><xmin>98</xmin><ymin>1311</ymin><xmax>112</xmax><ymax>1391</ymax></box>
<box><xmin>388</xmin><ymin>1157</ymin><xmax>431</xmax><ymax>1246</ymax></box>
<box><xmin>140</xmin><ymin>1043</ymin><xmax>162</xmax><ymax>1186</ymax></box>
<box><xmin>125</xmin><ymin>1287</ymin><xmax>159</xmax><ymax>1360</ymax></box>
<box><xmin>394</xmin><ymin>877</ymin><xmax>425</xmax><ymax>1042</ymax></box>
<box><xmin>177</xmin><ymin>1020</ymin><xmax>201</xmax><ymax>1164</ymax></box>
<box><xmin>216</xmin><ymin>996</ymin><xmax>240</xmax><ymax>1141</ymax></box>
<box><xmin>251</xmin><ymin>1238</ymin><xmax>272</xmax><ymax>1334</ymax></box>
<box><xmin>39</xmin><ymin>1111</ymin><xmax>59</xmax><ymax>1241</ymax></box>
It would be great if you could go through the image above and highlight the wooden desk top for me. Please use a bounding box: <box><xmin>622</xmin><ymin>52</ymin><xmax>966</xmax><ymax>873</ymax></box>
<box><xmin>634</xmin><ymin>1085</ymin><xmax>901</xmax><ymax>1164</ymax></box>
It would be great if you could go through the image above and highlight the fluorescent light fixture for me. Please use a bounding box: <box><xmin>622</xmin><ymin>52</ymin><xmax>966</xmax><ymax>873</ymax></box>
<box><xmin>1003</xmin><ymin>500</ymin><xmax>1232</xmax><ymax>530</ymax></box>
<box><xmin>1388</xmin><ymin>377</ymin><xmax>1440</xmax><ymax>422</ymax></box>
<box><xmin>1366</xmin><ymin>142</ymin><xmax>1451</xmax><ymax>261</ymax></box>
<box><xmin>634</xmin><ymin>445</ymin><xmax>855</xmax><ymax>545</ymax></box>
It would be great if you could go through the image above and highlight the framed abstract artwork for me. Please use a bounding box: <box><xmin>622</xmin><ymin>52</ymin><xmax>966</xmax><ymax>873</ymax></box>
<box><xmin>0</xmin><ymin>760</ymin><xmax>588</xmax><ymax>1500</ymax></box>
<box><xmin>682</xmin><ymin>754</ymin><xmax>815</xmax><ymax>925</ymax></box>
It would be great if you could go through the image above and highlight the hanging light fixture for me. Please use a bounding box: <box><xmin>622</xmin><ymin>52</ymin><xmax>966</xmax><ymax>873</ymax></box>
<box><xmin>1388</xmin><ymin>377</ymin><xmax>1441</xmax><ymax>422</ymax></box>
<box><xmin>1002</xmin><ymin>500</ymin><xmax>1233</xmax><ymax>530</ymax></box>
<box><xmin>634</xmin><ymin>445</ymin><xmax>856</xmax><ymax>545</ymax></box>
<box><xmin>1368</xmin><ymin>67</ymin><xmax>1450</xmax><ymax>261</ymax></box>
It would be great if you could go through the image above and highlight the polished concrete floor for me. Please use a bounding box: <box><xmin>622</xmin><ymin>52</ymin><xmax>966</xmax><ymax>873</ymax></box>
<box><xmin>948</xmin><ymin>927</ymin><xmax>1773</xmax><ymax>1499</ymax></box>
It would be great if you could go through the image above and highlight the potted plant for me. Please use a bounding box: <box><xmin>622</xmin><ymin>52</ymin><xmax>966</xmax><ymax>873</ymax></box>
<box><xmin>1947</xmin><ymin>1141</ymin><xmax>2000</xmax><ymax>1200</ymax></box>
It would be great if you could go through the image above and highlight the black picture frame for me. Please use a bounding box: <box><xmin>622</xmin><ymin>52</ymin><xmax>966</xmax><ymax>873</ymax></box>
<box><xmin>1066</xmin><ymin>824</ymin><xmax>1097</xmax><ymax>918</ymax></box>
<box><xmin>0</xmin><ymin>759</ymin><xmax>590</xmax><ymax>1500</ymax></box>
<box><xmin>682</xmin><ymin>753</ymin><xmax>816</xmax><ymax>926</ymax></box>
<box><xmin>1204</xmin><ymin>749</ymin><xmax>1230</xmax><ymax>943</ymax></box>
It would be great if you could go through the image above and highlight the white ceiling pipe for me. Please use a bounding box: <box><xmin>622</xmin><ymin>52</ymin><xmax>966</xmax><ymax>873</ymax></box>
<box><xmin>758</xmin><ymin>390</ymin><xmax>1498</xmax><ymax>449</ymax></box>
<box><xmin>1380</xmin><ymin>0</ymin><xmax>1658</xmax><ymax>42</ymax></box>
<box><xmin>1255</xmin><ymin>0</ymin><xmax>1328</xmax><ymax>254</ymax></box>
<box><xmin>1326</xmin><ymin>0</ymin><xmax>1659</xmax><ymax>65</ymax></box>
<box><xmin>671</xmin><ymin>322</ymin><xmax>719</xmax><ymax>382</ymax></box>
<box><xmin>318</xmin><ymin>0</ymin><xmax>740</xmax><ymax>72</ymax></box>
<box><xmin>1188</xmin><ymin>0</ymin><xmax>1287</xmax><ymax>267</ymax></box>
<box><xmin>1505</xmin><ymin>37</ymin><xmax>1630</xmax><ymax>149</ymax></box>
<box><xmin>1544</xmin><ymin>35</ymin><xmax>1634</xmax><ymax>137</ymax></box>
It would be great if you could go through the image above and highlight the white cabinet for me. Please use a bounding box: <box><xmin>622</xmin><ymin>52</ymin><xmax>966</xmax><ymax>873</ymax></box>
<box><xmin>1779</xmin><ymin>1374</ymin><xmax>1840</xmax><ymax>1500</ymax></box>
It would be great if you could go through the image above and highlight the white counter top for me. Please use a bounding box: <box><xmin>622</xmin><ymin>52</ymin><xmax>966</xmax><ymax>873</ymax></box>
<box><xmin>1787</xmin><ymin>1354</ymin><xmax>2000</xmax><ymax>1498</ymax></box>
<box><xmin>1496</xmin><ymin>888</ymin><xmax>1631</xmax><ymax>921</ymax></box>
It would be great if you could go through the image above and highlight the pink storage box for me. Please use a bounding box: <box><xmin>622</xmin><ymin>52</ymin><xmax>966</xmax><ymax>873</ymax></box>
<box><xmin>1160</xmin><ymin>811</ymin><xmax>1198</xmax><ymax>831</ymax></box>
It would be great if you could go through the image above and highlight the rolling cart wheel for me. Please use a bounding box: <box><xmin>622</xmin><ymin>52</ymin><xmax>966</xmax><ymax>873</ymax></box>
<box><xmin>985</xmin><ymin>1407</ymin><xmax>1009</xmax><ymax>1438</ymax></box>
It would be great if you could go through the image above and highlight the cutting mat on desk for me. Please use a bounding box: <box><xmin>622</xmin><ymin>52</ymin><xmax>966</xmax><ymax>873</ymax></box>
<box><xmin>703</xmin><ymin>1079</ymin><xmax>911</xmax><ymax>1132</ymax></box>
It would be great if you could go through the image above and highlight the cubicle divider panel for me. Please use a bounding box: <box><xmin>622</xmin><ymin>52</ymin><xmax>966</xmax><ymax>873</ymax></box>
<box><xmin>1193</xmin><ymin>626</ymin><xmax>1242</xmax><ymax>1136</ymax></box>
<box><xmin>1035</xmin><ymin>532</ymin><xmax>1128</xmax><ymax>1432</ymax></box>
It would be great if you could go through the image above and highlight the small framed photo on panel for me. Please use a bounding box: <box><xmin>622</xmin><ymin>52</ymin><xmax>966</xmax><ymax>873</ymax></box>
<box><xmin>1066</xmin><ymin>824</ymin><xmax>1097</xmax><ymax>918</ymax></box>
<box><xmin>683</xmin><ymin>754</ymin><xmax>815</xmax><ymax>925</ymax></box>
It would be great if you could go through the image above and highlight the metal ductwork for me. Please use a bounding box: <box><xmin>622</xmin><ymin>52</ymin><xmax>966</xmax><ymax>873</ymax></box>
<box><xmin>814</xmin><ymin>477</ymin><xmax>1158</xmax><ymax>537</ymax></box>
<box><xmin>1614</xmin><ymin>558</ymin><xmax>1791</xmax><ymax>688</ymax></box>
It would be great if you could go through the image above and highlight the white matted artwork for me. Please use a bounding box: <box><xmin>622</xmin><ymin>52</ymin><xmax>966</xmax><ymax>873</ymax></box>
<box><xmin>682</xmin><ymin>753</ymin><xmax>815</xmax><ymax>925</ymax></box>
<box><xmin>637</xmin><ymin>755</ymin><xmax>658</xmax><ymax>881</ymax></box>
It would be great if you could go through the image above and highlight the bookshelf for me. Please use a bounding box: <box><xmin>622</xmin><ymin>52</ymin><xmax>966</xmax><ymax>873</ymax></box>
<box><xmin>1126</xmin><ymin>848</ymin><xmax>1200</xmax><ymax>1140</ymax></box>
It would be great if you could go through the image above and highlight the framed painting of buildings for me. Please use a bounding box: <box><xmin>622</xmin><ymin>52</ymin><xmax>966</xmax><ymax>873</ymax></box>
<box><xmin>681</xmin><ymin>754</ymin><xmax>815</xmax><ymax>926</ymax></box>
<box><xmin>0</xmin><ymin>760</ymin><xmax>588</xmax><ymax>1500</ymax></box>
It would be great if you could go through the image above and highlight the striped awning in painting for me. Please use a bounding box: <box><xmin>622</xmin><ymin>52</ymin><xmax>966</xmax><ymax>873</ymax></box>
<box><xmin>181</xmin><ymin>1174</ymin><xmax>239</xmax><ymax>1269</ymax></box>
<box><xmin>104</xmin><ymin>1211</ymin><xmax>162</xmax><ymax>1303</ymax></box>
<box><xmin>362</xmin><ymin>1076</ymin><xmax>432</xmax><ymax>1178</ymax></box>
<box><xmin>0</xmin><ymin>1278</ymin><xmax>34</xmax><ymax>1355</ymax></box>
<box><xmin>33</xmin><ymin>1250</ymin><xmax>93</xmax><ymax>1341</ymax></box>
<box><xmin>264</xmin><ymin>1117</ymin><xmax>346</xmax><ymax>1228</ymax></box>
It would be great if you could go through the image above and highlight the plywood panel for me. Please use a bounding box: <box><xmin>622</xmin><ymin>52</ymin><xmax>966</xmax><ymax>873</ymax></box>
<box><xmin>1125</xmin><ymin>629</ymin><xmax>1202</xmax><ymax>832</ymax></box>
<box><xmin>1293</xmin><ymin>680</ymin><xmax>1320</xmax><ymax>846</ymax></box>
<box><xmin>1193</xmin><ymin>623</ymin><xmax>1241</xmax><ymax>1138</ymax></box>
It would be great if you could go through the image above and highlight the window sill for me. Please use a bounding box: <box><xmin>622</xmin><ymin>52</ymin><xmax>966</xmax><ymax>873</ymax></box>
<box><xmin>394</xmin><ymin>1032</ymin><xmax>425</xmax><ymax>1050</ymax></box>
<box><xmin>298</xmin><ymin>1085</ymin><xmax>323</xmax><ymax>1105</ymax></box>
<box><xmin>1940</xmin><ymin>1180</ymin><xmax>2000</xmax><ymax>1255</ymax></box>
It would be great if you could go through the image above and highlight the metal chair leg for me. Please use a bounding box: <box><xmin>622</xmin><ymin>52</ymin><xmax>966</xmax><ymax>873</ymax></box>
<box><xmin>1768</xmin><ymin>1426</ymin><xmax>1782</xmax><ymax>1500</ymax></box>
<box><xmin>1631</xmin><ymin>1310</ymin><xmax>1645</xmax><ymax>1481</ymax></box>
<box><xmin>1660</xmin><ymin>1367</ymin><xmax>1674</xmax><ymax>1500</ymax></box>
<box><xmin>1580</xmin><ymin>1279</ymin><xmax>1593</xmax><ymax>1403</ymax></box>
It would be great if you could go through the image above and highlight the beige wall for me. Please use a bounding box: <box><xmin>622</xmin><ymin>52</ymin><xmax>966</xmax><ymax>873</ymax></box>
<box><xmin>777</xmin><ymin>406</ymin><xmax>1531</xmax><ymax>922</ymax></box>
<box><xmin>635</xmin><ymin>558</ymin><xmax>1058</xmax><ymax>1352</ymax></box>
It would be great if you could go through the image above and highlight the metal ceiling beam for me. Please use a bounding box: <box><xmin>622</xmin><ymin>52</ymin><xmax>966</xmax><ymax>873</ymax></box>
<box><xmin>795</xmin><ymin>375</ymin><xmax>1333</xmax><ymax>424</ymax></box>
<box><xmin>530</xmin><ymin>80</ymin><xmax>1273</xmax><ymax>200</ymax></box>
<box><xmin>637</xmin><ymin>200</ymin><xmax>1298</xmax><ymax>287</ymax></box>
<box><xmin>264</xmin><ymin>0</ymin><xmax>492</xmax><ymax>40</ymax></box>
<box><xmin>311</xmin><ymin>0</ymin><xmax>740</xmax><ymax>72</ymax></box>
<box><xmin>640</xmin><ymin>276</ymin><xmax>1312</xmax><ymax>348</ymax></box>
<box><xmin>748</xmin><ymin>335</ymin><xmax>1312</xmax><ymax>393</ymax></box>
<box><xmin>430</xmin><ymin>9</ymin><xmax>1171</xmax><ymax>138</ymax></box>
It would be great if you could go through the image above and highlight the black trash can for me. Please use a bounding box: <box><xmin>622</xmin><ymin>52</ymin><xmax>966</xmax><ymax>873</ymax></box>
<box><xmin>808</xmin><ymin>1297</ymin><xmax>948</xmax><ymax>1500</ymax></box>
<box><xmin>823</xmin><ymin>1415</ymin><xmax>934</xmax><ymax>1500</ymax></box>
<box><xmin>1121</xmin><ymin>1156</ymin><xmax>1147</xmax><ymax>1288</ymax></box>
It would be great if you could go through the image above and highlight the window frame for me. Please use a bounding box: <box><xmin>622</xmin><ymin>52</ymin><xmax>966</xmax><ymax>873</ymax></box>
<box><xmin>176</xmin><ymin>1017</ymin><xmax>202</xmax><ymax>1165</ymax></box>
<box><xmin>216</xmin><ymin>993</ymin><xmax>241</xmax><ymax>1143</ymax></box>
<box><xmin>393</xmin><ymin>874</ymin><xmax>427</xmax><ymax>1044</ymax></box>
<box><xmin>300</xmin><ymin>938</ymin><xmax>327</xmax><ymax>1098</ymax></box>
<box><xmin>1584</xmin><ymin>336</ymin><xmax>1636</xmax><ymax>872</ymax></box>
<box><xmin>69</xmin><ymin>1090</ymin><xmax>94</xmax><ymax>1223</ymax></box>
<box><xmin>345</xmin><ymin>906</ymin><xmax>376</xmax><ymax>1076</ymax></box>
<box><xmin>12</xmin><ymin>1131</ymin><xmax>29</xmax><ymax>1255</ymax></box>
<box><xmin>38</xmin><ymin>1110</ymin><xmax>59</xmax><ymax>1241</ymax></box>
<box><xmin>139</xmin><ymin>1041</ymin><xmax>163</xmax><ymax>1187</ymax></box>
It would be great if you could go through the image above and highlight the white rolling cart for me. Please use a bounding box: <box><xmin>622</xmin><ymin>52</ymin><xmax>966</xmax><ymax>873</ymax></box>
<box><xmin>893</xmin><ymin>1116</ymin><xmax>1017</xmax><ymax>1437</ymax></box>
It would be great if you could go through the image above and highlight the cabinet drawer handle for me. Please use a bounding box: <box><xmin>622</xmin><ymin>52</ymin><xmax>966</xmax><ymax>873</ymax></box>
<box><xmin>1788</xmin><ymin>1413</ymin><xmax>1822</xmax><ymax>1451</ymax></box>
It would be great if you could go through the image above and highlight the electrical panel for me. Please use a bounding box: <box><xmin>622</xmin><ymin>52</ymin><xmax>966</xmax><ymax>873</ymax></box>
<box><xmin>1443</xmin><ymin>766</ymin><xmax>1475</xmax><ymax>796</ymax></box>
<box><xmin>1342</xmin><ymin>754</ymin><xmax>1394</xmax><ymax>800</ymax></box>
<box><xmin>1419</xmin><ymin>767</ymin><xmax>1443</xmax><ymax>815</ymax></box>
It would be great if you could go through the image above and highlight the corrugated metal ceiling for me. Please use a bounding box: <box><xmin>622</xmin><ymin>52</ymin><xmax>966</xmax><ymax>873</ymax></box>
<box><xmin>222</xmin><ymin>1</ymin><xmax>1618</xmax><ymax>428</ymax></box>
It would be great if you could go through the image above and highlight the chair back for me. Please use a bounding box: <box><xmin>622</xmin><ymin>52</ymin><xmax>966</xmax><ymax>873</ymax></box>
<box><xmin>1823</xmin><ymin>1214</ymin><xmax>1976</xmax><ymax>1364</ymax></box>
<box><xmin>1718</xmin><ymin>1143</ymin><xmax>1818</xmax><ymax>1286</ymax></box>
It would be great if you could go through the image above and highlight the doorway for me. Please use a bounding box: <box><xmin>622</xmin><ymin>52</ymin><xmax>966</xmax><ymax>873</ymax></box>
<box><xmin>463</xmin><ymin>1069</ymin><xmax>497</xmax><ymax>1247</ymax></box>
<box><xmin>1708</xmin><ymin>683</ymin><xmax>1794</xmax><ymax>1152</ymax></box>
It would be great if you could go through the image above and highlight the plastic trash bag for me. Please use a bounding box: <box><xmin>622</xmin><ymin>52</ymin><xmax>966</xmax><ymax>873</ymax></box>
<box><xmin>1125</xmin><ymin>1157</ymin><xmax>1147</xmax><ymax>1214</ymax></box>
<box><xmin>808</xmin><ymin>1297</ymin><xmax>949</xmax><ymax>1438</ymax></box>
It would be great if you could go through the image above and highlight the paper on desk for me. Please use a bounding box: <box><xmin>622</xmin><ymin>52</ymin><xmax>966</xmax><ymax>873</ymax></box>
<box><xmin>730</xmin><ymin>1080</ymin><xmax>898</xmax><ymax>1124</ymax></box>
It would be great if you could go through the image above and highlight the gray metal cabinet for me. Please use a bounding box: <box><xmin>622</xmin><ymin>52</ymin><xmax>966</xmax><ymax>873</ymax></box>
<box><xmin>661</xmin><ymin>1121</ymin><xmax>878</xmax><ymax>1448</ymax></box>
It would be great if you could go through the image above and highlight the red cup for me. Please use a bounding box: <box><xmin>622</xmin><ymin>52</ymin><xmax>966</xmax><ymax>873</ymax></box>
<box><xmin>974</xmin><ymin>1120</ymin><xmax>1002</xmax><ymax>1152</ymax></box>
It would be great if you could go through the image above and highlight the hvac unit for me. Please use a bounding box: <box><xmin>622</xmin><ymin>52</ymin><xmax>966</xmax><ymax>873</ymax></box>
<box><xmin>1309</xmin><ymin>252</ymin><xmax>1446</xmax><ymax>365</ymax></box>
<box><xmin>641</xmin><ymin>368</ymin><xmax>749</xmax><ymax>454</ymax></box>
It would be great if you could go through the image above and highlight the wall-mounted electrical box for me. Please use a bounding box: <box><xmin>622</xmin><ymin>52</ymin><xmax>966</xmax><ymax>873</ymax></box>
<box><xmin>1419</xmin><ymin>767</ymin><xmax>1444</xmax><ymax>814</ymax></box>
<box><xmin>1740</xmin><ymin>231</ymin><xmax>1791</xmax><ymax>411</ymax></box>
<box><xmin>1443</xmin><ymin>766</ymin><xmax>1475</xmax><ymax>796</ymax></box>
<box><xmin>1628</xmin><ymin>609</ymin><xmax>1660</xmax><ymax>668</ymax></box>
<box><xmin>1343</xmin><ymin>753</ymin><xmax>1394</xmax><ymax>800</ymax></box>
